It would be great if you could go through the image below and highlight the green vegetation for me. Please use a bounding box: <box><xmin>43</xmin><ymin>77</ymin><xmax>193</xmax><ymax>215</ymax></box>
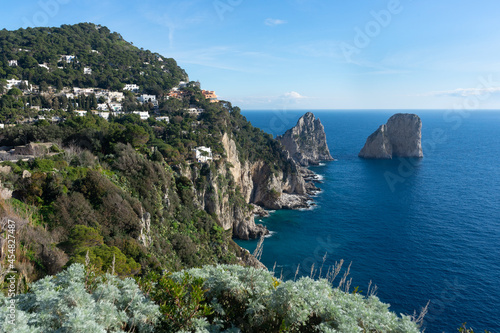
<box><xmin>0</xmin><ymin>263</ymin><xmax>424</xmax><ymax>332</ymax></box>
<box><xmin>0</xmin><ymin>23</ymin><xmax>185</xmax><ymax>92</ymax></box>
<box><xmin>0</xmin><ymin>264</ymin><xmax>159</xmax><ymax>333</ymax></box>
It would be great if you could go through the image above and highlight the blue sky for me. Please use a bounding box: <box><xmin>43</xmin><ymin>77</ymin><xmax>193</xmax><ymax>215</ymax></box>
<box><xmin>2</xmin><ymin>0</ymin><xmax>500</xmax><ymax>110</ymax></box>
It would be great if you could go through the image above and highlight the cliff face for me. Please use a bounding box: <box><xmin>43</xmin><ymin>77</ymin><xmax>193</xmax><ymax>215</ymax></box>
<box><xmin>276</xmin><ymin>112</ymin><xmax>334</xmax><ymax>166</ymax></box>
<box><xmin>222</xmin><ymin>133</ymin><xmax>308</xmax><ymax>208</ymax></box>
<box><xmin>359</xmin><ymin>113</ymin><xmax>423</xmax><ymax>159</ymax></box>
<box><xmin>185</xmin><ymin>133</ymin><xmax>312</xmax><ymax>240</ymax></box>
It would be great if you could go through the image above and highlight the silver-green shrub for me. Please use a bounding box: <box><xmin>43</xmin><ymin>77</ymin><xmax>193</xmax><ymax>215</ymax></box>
<box><xmin>0</xmin><ymin>264</ymin><xmax>159</xmax><ymax>333</ymax></box>
<box><xmin>172</xmin><ymin>265</ymin><xmax>421</xmax><ymax>333</ymax></box>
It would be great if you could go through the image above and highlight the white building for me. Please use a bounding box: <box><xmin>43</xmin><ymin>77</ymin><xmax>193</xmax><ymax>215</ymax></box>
<box><xmin>111</xmin><ymin>111</ymin><xmax>124</xmax><ymax>117</ymax></box>
<box><xmin>8</xmin><ymin>60</ymin><xmax>18</xmax><ymax>67</ymax></box>
<box><xmin>193</xmin><ymin>146</ymin><xmax>213</xmax><ymax>163</ymax></box>
<box><xmin>38</xmin><ymin>63</ymin><xmax>50</xmax><ymax>70</ymax></box>
<box><xmin>75</xmin><ymin>110</ymin><xmax>87</xmax><ymax>116</ymax></box>
<box><xmin>97</xmin><ymin>103</ymin><xmax>108</xmax><ymax>111</ymax></box>
<box><xmin>132</xmin><ymin>111</ymin><xmax>150</xmax><ymax>120</ymax></box>
<box><xmin>109</xmin><ymin>103</ymin><xmax>123</xmax><ymax>112</ymax></box>
<box><xmin>93</xmin><ymin>111</ymin><xmax>110</xmax><ymax>120</ymax></box>
<box><xmin>156</xmin><ymin>116</ymin><xmax>169</xmax><ymax>122</ymax></box>
<box><xmin>60</xmin><ymin>55</ymin><xmax>76</xmax><ymax>63</ymax></box>
<box><xmin>137</xmin><ymin>94</ymin><xmax>156</xmax><ymax>103</ymax></box>
<box><xmin>6</xmin><ymin>79</ymin><xmax>31</xmax><ymax>91</ymax></box>
<box><xmin>123</xmin><ymin>84</ymin><xmax>139</xmax><ymax>92</ymax></box>
<box><xmin>178</xmin><ymin>81</ymin><xmax>188</xmax><ymax>88</ymax></box>
<box><xmin>108</xmin><ymin>91</ymin><xmax>124</xmax><ymax>102</ymax></box>
<box><xmin>73</xmin><ymin>87</ymin><xmax>95</xmax><ymax>95</ymax></box>
<box><xmin>186</xmin><ymin>107</ymin><xmax>204</xmax><ymax>116</ymax></box>
<box><xmin>84</xmin><ymin>67</ymin><xmax>92</xmax><ymax>75</ymax></box>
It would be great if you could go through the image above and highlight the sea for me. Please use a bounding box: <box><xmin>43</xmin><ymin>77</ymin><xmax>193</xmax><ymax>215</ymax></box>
<box><xmin>235</xmin><ymin>110</ymin><xmax>500</xmax><ymax>333</ymax></box>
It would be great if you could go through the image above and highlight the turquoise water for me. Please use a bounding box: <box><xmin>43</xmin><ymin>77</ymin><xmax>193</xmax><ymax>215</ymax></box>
<box><xmin>236</xmin><ymin>110</ymin><xmax>500</xmax><ymax>333</ymax></box>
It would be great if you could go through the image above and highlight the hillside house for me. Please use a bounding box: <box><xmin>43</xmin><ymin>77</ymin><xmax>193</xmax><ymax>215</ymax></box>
<box><xmin>93</xmin><ymin>111</ymin><xmax>110</xmax><ymax>120</ymax></box>
<box><xmin>6</xmin><ymin>79</ymin><xmax>31</xmax><ymax>91</ymax></box>
<box><xmin>186</xmin><ymin>107</ymin><xmax>204</xmax><ymax>117</ymax></box>
<box><xmin>8</xmin><ymin>60</ymin><xmax>18</xmax><ymax>67</ymax></box>
<box><xmin>108</xmin><ymin>91</ymin><xmax>124</xmax><ymax>102</ymax></box>
<box><xmin>109</xmin><ymin>103</ymin><xmax>123</xmax><ymax>112</ymax></box>
<box><xmin>75</xmin><ymin>110</ymin><xmax>87</xmax><ymax>116</ymax></box>
<box><xmin>124</xmin><ymin>84</ymin><xmax>139</xmax><ymax>92</ymax></box>
<box><xmin>132</xmin><ymin>111</ymin><xmax>150</xmax><ymax>120</ymax></box>
<box><xmin>155</xmin><ymin>116</ymin><xmax>169</xmax><ymax>122</ymax></box>
<box><xmin>60</xmin><ymin>55</ymin><xmax>76</xmax><ymax>63</ymax></box>
<box><xmin>73</xmin><ymin>87</ymin><xmax>95</xmax><ymax>95</ymax></box>
<box><xmin>202</xmin><ymin>90</ymin><xmax>218</xmax><ymax>103</ymax></box>
<box><xmin>193</xmin><ymin>146</ymin><xmax>213</xmax><ymax>163</ymax></box>
<box><xmin>137</xmin><ymin>94</ymin><xmax>156</xmax><ymax>103</ymax></box>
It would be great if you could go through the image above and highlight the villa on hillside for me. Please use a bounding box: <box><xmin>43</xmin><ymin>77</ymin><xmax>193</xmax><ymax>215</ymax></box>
<box><xmin>193</xmin><ymin>146</ymin><xmax>213</xmax><ymax>163</ymax></box>
<box><xmin>124</xmin><ymin>84</ymin><xmax>139</xmax><ymax>92</ymax></box>
<box><xmin>75</xmin><ymin>110</ymin><xmax>87</xmax><ymax>116</ymax></box>
<box><xmin>108</xmin><ymin>103</ymin><xmax>123</xmax><ymax>112</ymax></box>
<box><xmin>60</xmin><ymin>55</ymin><xmax>76</xmax><ymax>63</ymax></box>
<box><xmin>186</xmin><ymin>106</ymin><xmax>204</xmax><ymax>117</ymax></box>
<box><xmin>6</xmin><ymin>79</ymin><xmax>31</xmax><ymax>91</ymax></box>
<box><xmin>202</xmin><ymin>90</ymin><xmax>218</xmax><ymax>103</ymax></box>
<box><xmin>156</xmin><ymin>116</ymin><xmax>169</xmax><ymax>122</ymax></box>
<box><xmin>84</xmin><ymin>67</ymin><xmax>92</xmax><ymax>75</ymax></box>
<box><xmin>92</xmin><ymin>111</ymin><xmax>110</xmax><ymax>120</ymax></box>
<box><xmin>137</xmin><ymin>94</ymin><xmax>156</xmax><ymax>103</ymax></box>
<box><xmin>132</xmin><ymin>111</ymin><xmax>150</xmax><ymax>120</ymax></box>
<box><xmin>167</xmin><ymin>90</ymin><xmax>186</xmax><ymax>100</ymax></box>
<box><xmin>8</xmin><ymin>60</ymin><xmax>18</xmax><ymax>67</ymax></box>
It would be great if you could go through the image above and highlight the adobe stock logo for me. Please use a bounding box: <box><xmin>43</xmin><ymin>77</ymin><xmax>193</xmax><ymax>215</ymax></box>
<box><xmin>22</xmin><ymin>0</ymin><xmax>70</xmax><ymax>28</ymax></box>
<box><xmin>340</xmin><ymin>0</ymin><xmax>405</xmax><ymax>63</ymax></box>
<box><xmin>213</xmin><ymin>0</ymin><xmax>243</xmax><ymax>21</ymax></box>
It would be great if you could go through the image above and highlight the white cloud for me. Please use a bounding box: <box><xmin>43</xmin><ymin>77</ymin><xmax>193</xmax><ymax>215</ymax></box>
<box><xmin>265</xmin><ymin>18</ymin><xmax>287</xmax><ymax>26</ymax></box>
<box><xmin>283</xmin><ymin>91</ymin><xmax>307</xmax><ymax>99</ymax></box>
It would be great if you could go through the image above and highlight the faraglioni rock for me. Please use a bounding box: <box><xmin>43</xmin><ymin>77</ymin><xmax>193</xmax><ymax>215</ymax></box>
<box><xmin>277</xmin><ymin>112</ymin><xmax>334</xmax><ymax>166</ymax></box>
<box><xmin>359</xmin><ymin>113</ymin><xmax>423</xmax><ymax>159</ymax></box>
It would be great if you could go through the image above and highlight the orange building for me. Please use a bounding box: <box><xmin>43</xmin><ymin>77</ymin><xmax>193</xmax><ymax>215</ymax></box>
<box><xmin>167</xmin><ymin>90</ymin><xmax>187</xmax><ymax>100</ymax></box>
<box><xmin>202</xmin><ymin>90</ymin><xmax>218</xmax><ymax>103</ymax></box>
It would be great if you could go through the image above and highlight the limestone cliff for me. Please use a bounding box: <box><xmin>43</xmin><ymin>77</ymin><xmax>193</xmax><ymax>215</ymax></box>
<box><xmin>184</xmin><ymin>132</ymin><xmax>320</xmax><ymax>240</ymax></box>
<box><xmin>359</xmin><ymin>113</ymin><xmax>423</xmax><ymax>159</ymax></box>
<box><xmin>276</xmin><ymin>112</ymin><xmax>334</xmax><ymax>166</ymax></box>
<box><xmin>222</xmin><ymin>133</ymin><xmax>309</xmax><ymax>210</ymax></box>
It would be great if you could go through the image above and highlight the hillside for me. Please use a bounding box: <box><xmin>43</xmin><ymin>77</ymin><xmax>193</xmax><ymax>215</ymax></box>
<box><xmin>0</xmin><ymin>22</ymin><xmax>186</xmax><ymax>93</ymax></box>
<box><xmin>0</xmin><ymin>23</ymin><xmax>309</xmax><ymax>284</ymax></box>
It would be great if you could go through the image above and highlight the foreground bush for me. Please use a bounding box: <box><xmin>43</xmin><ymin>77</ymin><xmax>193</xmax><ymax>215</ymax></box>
<box><xmin>0</xmin><ymin>264</ymin><xmax>159</xmax><ymax>333</ymax></box>
<box><xmin>1</xmin><ymin>264</ymin><xmax>423</xmax><ymax>332</ymax></box>
<box><xmin>169</xmin><ymin>265</ymin><xmax>422</xmax><ymax>333</ymax></box>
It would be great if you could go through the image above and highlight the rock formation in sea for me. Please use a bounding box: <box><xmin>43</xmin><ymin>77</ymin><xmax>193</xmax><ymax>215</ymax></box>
<box><xmin>276</xmin><ymin>112</ymin><xmax>334</xmax><ymax>166</ymax></box>
<box><xmin>359</xmin><ymin>113</ymin><xmax>423</xmax><ymax>159</ymax></box>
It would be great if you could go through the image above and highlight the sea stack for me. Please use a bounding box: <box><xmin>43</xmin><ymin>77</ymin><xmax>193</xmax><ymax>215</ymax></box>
<box><xmin>277</xmin><ymin>112</ymin><xmax>334</xmax><ymax>166</ymax></box>
<box><xmin>359</xmin><ymin>113</ymin><xmax>423</xmax><ymax>159</ymax></box>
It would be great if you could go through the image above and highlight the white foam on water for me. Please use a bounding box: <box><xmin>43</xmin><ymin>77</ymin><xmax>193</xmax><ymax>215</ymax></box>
<box><xmin>265</xmin><ymin>231</ymin><xmax>277</xmax><ymax>238</ymax></box>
